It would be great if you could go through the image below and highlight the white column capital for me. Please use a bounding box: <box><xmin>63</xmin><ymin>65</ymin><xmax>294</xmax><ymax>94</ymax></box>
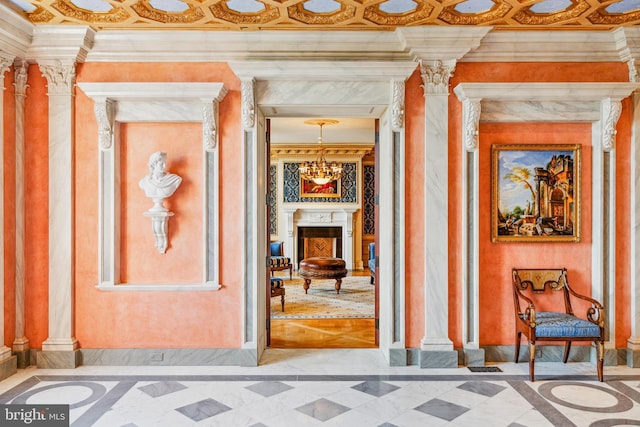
<box><xmin>419</xmin><ymin>59</ymin><xmax>456</xmax><ymax>95</ymax></box>
<box><xmin>38</xmin><ymin>60</ymin><xmax>76</xmax><ymax>95</ymax></box>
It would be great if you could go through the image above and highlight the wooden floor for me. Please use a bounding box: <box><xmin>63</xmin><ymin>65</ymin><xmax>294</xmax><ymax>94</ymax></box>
<box><xmin>270</xmin><ymin>318</ymin><xmax>376</xmax><ymax>348</ymax></box>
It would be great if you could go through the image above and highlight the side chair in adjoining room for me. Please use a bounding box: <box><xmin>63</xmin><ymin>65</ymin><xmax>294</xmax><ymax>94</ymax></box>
<box><xmin>269</xmin><ymin>241</ymin><xmax>292</xmax><ymax>280</ymax></box>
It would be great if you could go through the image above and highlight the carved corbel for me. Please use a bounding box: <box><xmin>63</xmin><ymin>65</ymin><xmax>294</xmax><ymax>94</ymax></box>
<box><xmin>38</xmin><ymin>60</ymin><xmax>76</xmax><ymax>95</ymax></box>
<box><xmin>391</xmin><ymin>79</ymin><xmax>405</xmax><ymax>131</ymax></box>
<box><xmin>0</xmin><ymin>55</ymin><xmax>13</xmax><ymax>82</ymax></box>
<box><xmin>627</xmin><ymin>59</ymin><xmax>638</xmax><ymax>83</ymax></box>
<box><xmin>420</xmin><ymin>59</ymin><xmax>456</xmax><ymax>95</ymax></box>
<box><xmin>202</xmin><ymin>101</ymin><xmax>218</xmax><ymax>151</ymax></box>
<box><xmin>241</xmin><ymin>78</ymin><xmax>255</xmax><ymax>130</ymax></box>
<box><xmin>601</xmin><ymin>98</ymin><xmax>622</xmax><ymax>152</ymax></box>
<box><xmin>462</xmin><ymin>98</ymin><xmax>481</xmax><ymax>152</ymax></box>
<box><xmin>95</xmin><ymin>99</ymin><xmax>115</xmax><ymax>151</ymax></box>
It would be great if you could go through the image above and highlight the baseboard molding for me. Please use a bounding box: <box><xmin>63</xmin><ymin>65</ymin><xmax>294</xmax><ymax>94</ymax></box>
<box><xmin>78</xmin><ymin>348</ymin><xmax>258</xmax><ymax>366</ymax></box>
<box><xmin>482</xmin><ymin>345</ymin><xmax>619</xmax><ymax>366</ymax></box>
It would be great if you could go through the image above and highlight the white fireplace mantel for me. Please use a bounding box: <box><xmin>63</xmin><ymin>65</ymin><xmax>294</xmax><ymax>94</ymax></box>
<box><xmin>283</xmin><ymin>206</ymin><xmax>358</xmax><ymax>270</ymax></box>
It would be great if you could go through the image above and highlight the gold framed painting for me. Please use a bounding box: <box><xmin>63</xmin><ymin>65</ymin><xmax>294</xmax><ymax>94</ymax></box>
<box><xmin>491</xmin><ymin>144</ymin><xmax>581</xmax><ymax>243</ymax></box>
<box><xmin>300</xmin><ymin>178</ymin><xmax>341</xmax><ymax>198</ymax></box>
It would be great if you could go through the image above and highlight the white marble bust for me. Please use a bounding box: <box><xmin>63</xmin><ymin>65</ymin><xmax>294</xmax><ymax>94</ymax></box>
<box><xmin>139</xmin><ymin>151</ymin><xmax>182</xmax><ymax>212</ymax></box>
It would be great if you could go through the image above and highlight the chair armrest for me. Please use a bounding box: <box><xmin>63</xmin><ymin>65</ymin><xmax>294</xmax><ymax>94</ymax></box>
<box><xmin>514</xmin><ymin>288</ymin><xmax>537</xmax><ymax>326</ymax></box>
<box><xmin>565</xmin><ymin>287</ymin><xmax>605</xmax><ymax>326</ymax></box>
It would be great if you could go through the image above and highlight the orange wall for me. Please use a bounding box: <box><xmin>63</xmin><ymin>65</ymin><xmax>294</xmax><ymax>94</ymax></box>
<box><xmin>73</xmin><ymin>63</ymin><xmax>243</xmax><ymax>348</ymax></box>
<box><xmin>446</xmin><ymin>61</ymin><xmax>630</xmax><ymax>348</ymax></box>
<box><xmin>24</xmin><ymin>65</ymin><xmax>49</xmax><ymax>348</ymax></box>
<box><xmin>405</xmin><ymin>67</ymin><xmax>425</xmax><ymax>346</ymax></box>
<box><xmin>120</xmin><ymin>122</ymin><xmax>203</xmax><ymax>284</ymax></box>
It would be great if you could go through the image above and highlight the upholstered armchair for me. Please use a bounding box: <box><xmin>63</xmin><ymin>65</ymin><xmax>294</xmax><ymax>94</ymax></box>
<box><xmin>512</xmin><ymin>268</ymin><xmax>605</xmax><ymax>382</ymax></box>
<box><xmin>269</xmin><ymin>241</ymin><xmax>292</xmax><ymax>279</ymax></box>
<box><xmin>368</xmin><ymin>242</ymin><xmax>376</xmax><ymax>284</ymax></box>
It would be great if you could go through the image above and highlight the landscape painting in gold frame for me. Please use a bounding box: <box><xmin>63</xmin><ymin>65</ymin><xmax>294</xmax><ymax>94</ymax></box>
<box><xmin>491</xmin><ymin>144</ymin><xmax>581</xmax><ymax>243</ymax></box>
<box><xmin>300</xmin><ymin>178</ymin><xmax>341</xmax><ymax>198</ymax></box>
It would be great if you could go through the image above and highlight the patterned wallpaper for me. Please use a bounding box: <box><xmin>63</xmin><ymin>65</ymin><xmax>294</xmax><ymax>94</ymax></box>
<box><xmin>283</xmin><ymin>162</ymin><xmax>357</xmax><ymax>203</ymax></box>
<box><xmin>269</xmin><ymin>164</ymin><xmax>277</xmax><ymax>234</ymax></box>
<box><xmin>363</xmin><ymin>164</ymin><xmax>375</xmax><ymax>235</ymax></box>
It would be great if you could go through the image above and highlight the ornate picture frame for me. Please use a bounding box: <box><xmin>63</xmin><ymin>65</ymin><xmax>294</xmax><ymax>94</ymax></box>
<box><xmin>300</xmin><ymin>178</ymin><xmax>341</xmax><ymax>198</ymax></box>
<box><xmin>491</xmin><ymin>144</ymin><xmax>581</xmax><ymax>243</ymax></box>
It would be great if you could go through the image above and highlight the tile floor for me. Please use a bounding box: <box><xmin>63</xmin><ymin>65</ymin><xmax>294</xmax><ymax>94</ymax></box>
<box><xmin>0</xmin><ymin>349</ymin><xmax>639</xmax><ymax>426</ymax></box>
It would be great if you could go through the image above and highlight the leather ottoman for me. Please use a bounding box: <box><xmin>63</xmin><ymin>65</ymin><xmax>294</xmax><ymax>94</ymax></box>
<box><xmin>299</xmin><ymin>257</ymin><xmax>348</xmax><ymax>294</ymax></box>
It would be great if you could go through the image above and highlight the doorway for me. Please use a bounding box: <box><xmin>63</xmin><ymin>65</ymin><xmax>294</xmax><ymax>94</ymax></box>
<box><xmin>266</xmin><ymin>117</ymin><xmax>378</xmax><ymax>349</ymax></box>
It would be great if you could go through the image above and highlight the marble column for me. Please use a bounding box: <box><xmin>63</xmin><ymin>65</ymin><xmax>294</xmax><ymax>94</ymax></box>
<box><xmin>37</xmin><ymin>60</ymin><xmax>79</xmax><ymax>368</ymax></box>
<box><xmin>0</xmin><ymin>53</ymin><xmax>17</xmax><ymax>380</ymax></box>
<box><xmin>12</xmin><ymin>60</ymin><xmax>29</xmax><ymax>368</ymax></box>
<box><xmin>419</xmin><ymin>60</ymin><xmax>458</xmax><ymax>368</ymax></box>
<box><xmin>629</xmin><ymin>91</ymin><xmax>640</xmax><ymax>367</ymax></box>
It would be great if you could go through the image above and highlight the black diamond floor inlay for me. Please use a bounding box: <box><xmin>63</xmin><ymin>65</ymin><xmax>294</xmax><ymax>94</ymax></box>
<box><xmin>175</xmin><ymin>398</ymin><xmax>231</xmax><ymax>422</ymax></box>
<box><xmin>458</xmin><ymin>381</ymin><xmax>507</xmax><ymax>397</ymax></box>
<box><xmin>352</xmin><ymin>381</ymin><xmax>400</xmax><ymax>397</ymax></box>
<box><xmin>468</xmin><ymin>366</ymin><xmax>503</xmax><ymax>372</ymax></box>
<box><xmin>414</xmin><ymin>398</ymin><xmax>470</xmax><ymax>421</ymax></box>
<box><xmin>296</xmin><ymin>398</ymin><xmax>350</xmax><ymax>422</ymax></box>
<box><xmin>138</xmin><ymin>381</ymin><xmax>187</xmax><ymax>398</ymax></box>
<box><xmin>246</xmin><ymin>381</ymin><xmax>294</xmax><ymax>397</ymax></box>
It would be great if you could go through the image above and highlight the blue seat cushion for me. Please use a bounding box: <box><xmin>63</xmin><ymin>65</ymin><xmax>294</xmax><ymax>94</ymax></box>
<box><xmin>270</xmin><ymin>277</ymin><xmax>283</xmax><ymax>289</ymax></box>
<box><xmin>535</xmin><ymin>312</ymin><xmax>601</xmax><ymax>338</ymax></box>
<box><xmin>269</xmin><ymin>256</ymin><xmax>290</xmax><ymax>268</ymax></box>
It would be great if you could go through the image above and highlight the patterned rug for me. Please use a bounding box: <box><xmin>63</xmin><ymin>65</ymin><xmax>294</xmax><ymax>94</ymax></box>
<box><xmin>270</xmin><ymin>276</ymin><xmax>374</xmax><ymax>319</ymax></box>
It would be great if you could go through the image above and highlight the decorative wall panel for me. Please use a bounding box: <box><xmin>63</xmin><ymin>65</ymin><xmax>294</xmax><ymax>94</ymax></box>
<box><xmin>283</xmin><ymin>162</ymin><xmax>356</xmax><ymax>203</ymax></box>
<box><xmin>269</xmin><ymin>164</ymin><xmax>277</xmax><ymax>234</ymax></box>
<box><xmin>363</xmin><ymin>164</ymin><xmax>376</xmax><ymax>235</ymax></box>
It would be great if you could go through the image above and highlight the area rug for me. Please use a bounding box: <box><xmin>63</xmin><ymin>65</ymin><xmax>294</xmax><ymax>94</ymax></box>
<box><xmin>270</xmin><ymin>276</ymin><xmax>374</xmax><ymax>319</ymax></box>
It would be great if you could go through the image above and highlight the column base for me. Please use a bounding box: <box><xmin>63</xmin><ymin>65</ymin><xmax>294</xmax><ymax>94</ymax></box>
<box><xmin>0</xmin><ymin>356</ymin><xmax>17</xmax><ymax>381</ymax></box>
<box><xmin>37</xmin><ymin>350</ymin><xmax>80</xmax><ymax>369</ymax></box>
<box><xmin>463</xmin><ymin>347</ymin><xmax>485</xmax><ymax>367</ymax></box>
<box><xmin>419</xmin><ymin>350</ymin><xmax>458</xmax><ymax>368</ymax></box>
<box><xmin>14</xmin><ymin>349</ymin><xmax>30</xmax><ymax>369</ymax></box>
<box><xmin>627</xmin><ymin>339</ymin><xmax>640</xmax><ymax>367</ymax></box>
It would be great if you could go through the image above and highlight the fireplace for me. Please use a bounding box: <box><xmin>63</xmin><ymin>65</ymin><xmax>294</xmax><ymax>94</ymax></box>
<box><xmin>297</xmin><ymin>226</ymin><xmax>342</xmax><ymax>265</ymax></box>
<box><xmin>283</xmin><ymin>207</ymin><xmax>356</xmax><ymax>270</ymax></box>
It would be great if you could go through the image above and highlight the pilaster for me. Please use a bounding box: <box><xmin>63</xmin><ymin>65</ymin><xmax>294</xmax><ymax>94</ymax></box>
<box><xmin>0</xmin><ymin>53</ymin><xmax>17</xmax><ymax>379</ymax></box>
<box><xmin>629</xmin><ymin>91</ymin><xmax>640</xmax><ymax>366</ymax></box>
<box><xmin>13</xmin><ymin>59</ymin><xmax>29</xmax><ymax>368</ymax></box>
<box><xmin>418</xmin><ymin>59</ymin><xmax>457</xmax><ymax>368</ymax></box>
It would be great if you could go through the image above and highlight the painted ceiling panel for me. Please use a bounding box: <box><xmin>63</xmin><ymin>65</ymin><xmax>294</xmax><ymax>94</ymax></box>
<box><xmin>6</xmin><ymin>0</ymin><xmax>640</xmax><ymax>29</ymax></box>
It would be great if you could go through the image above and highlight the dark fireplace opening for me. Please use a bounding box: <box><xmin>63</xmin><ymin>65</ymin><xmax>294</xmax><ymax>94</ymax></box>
<box><xmin>297</xmin><ymin>226</ymin><xmax>342</xmax><ymax>266</ymax></box>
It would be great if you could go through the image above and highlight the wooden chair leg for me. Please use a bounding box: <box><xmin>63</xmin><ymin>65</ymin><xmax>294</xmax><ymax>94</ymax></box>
<box><xmin>563</xmin><ymin>341</ymin><xmax>572</xmax><ymax>363</ymax></box>
<box><xmin>596</xmin><ymin>340</ymin><xmax>604</xmax><ymax>382</ymax></box>
<box><xmin>288</xmin><ymin>265</ymin><xmax>292</xmax><ymax>280</ymax></box>
<box><xmin>514</xmin><ymin>331</ymin><xmax>522</xmax><ymax>363</ymax></box>
<box><xmin>280</xmin><ymin>290</ymin><xmax>285</xmax><ymax>312</ymax></box>
<box><xmin>529</xmin><ymin>341</ymin><xmax>536</xmax><ymax>382</ymax></box>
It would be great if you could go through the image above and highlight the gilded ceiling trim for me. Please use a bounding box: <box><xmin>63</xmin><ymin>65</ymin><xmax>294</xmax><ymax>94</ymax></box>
<box><xmin>363</xmin><ymin>2</ymin><xmax>435</xmax><ymax>26</ymax></box>
<box><xmin>52</xmin><ymin>0</ymin><xmax>130</xmax><ymax>23</ymax></box>
<box><xmin>513</xmin><ymin>0</ymin><xmax>590</xmax><ymax>25</ymax></box>
<box><xmin>133</xmin><ymin>1</ymin><xmax>206</xmax><ymax>23</ymax></box>
<box><xmin>438</xmin><ymin>1</ymin><xmax>513</xmax><ymax>25</ymax></box>
<box><xmin>27</xmin><ymin>6</ymin><xmax>56</xmax><ymax>23</ymax></box>
<box><xmin>210</xmin><ymin>2</ymin><xmax>281</xmax><ymax>25</ymax></box>
<box><xmin>287</xmin><ymin>2</ymin><xmax>358</xmax><ymax>24</ymax></box>
<box><xmin>588</xmin><ymin>7</ymin><xmax>640</xmax><ymax>25</ymax></box>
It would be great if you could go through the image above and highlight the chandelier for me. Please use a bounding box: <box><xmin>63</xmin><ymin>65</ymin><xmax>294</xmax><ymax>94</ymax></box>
<box><xmin>299</xmin><ymin>119</ymin><xmax>343</xmax><ymax>185</ymax></box>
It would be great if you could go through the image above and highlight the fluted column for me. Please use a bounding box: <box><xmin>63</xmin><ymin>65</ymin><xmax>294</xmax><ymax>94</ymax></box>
<box><xmin>37</xmin><ymin>59</ymin><xmax>79</xmax><ymax>368</ymax></box>
<box><xmin>0</xmin><ymin>53</ymin><xmax>17</xmax><ymax>380</ymax></box>
<box><xmin>419</xmin><ymin>60</ymin><xmax>458</xmax><ymax>368</ymax></box>
<box><xmin>12</xmin><ymin>60</ymin><xmax>29</xmax><ymax>368</ymax></box>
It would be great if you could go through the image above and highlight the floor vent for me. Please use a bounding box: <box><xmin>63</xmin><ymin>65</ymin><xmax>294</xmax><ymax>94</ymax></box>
<box><xmin>468</xmin><ymin>366</ymin><xmax>503</xmax><ymax>373</ymax></box>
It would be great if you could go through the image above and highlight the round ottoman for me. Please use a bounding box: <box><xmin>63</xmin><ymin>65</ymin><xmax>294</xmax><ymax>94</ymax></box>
<box><xmin>298</xmin><ymin>257</ymin><xmax>348</xmax><ymax>294</ymax></box>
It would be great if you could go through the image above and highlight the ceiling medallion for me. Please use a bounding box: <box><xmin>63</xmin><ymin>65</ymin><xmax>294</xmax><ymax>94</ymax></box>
<box><xmin>363</xmin><ymin>1</ymin><xmax>434</xmax><ymax>26</ymax></box>
<box><xmin>438</xmin><ymin>1</ymin><xmax>511</xmax><ymax>25</ymax></box>
<box><xmin>513</xmin><ymin>0</ymin><xmax>589</xmax><ymax>25</ymax></box>
<box><xmin>53</xmin><ymin>0</ymin><xmax>130</xmax><ymax>23</ymax></box>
